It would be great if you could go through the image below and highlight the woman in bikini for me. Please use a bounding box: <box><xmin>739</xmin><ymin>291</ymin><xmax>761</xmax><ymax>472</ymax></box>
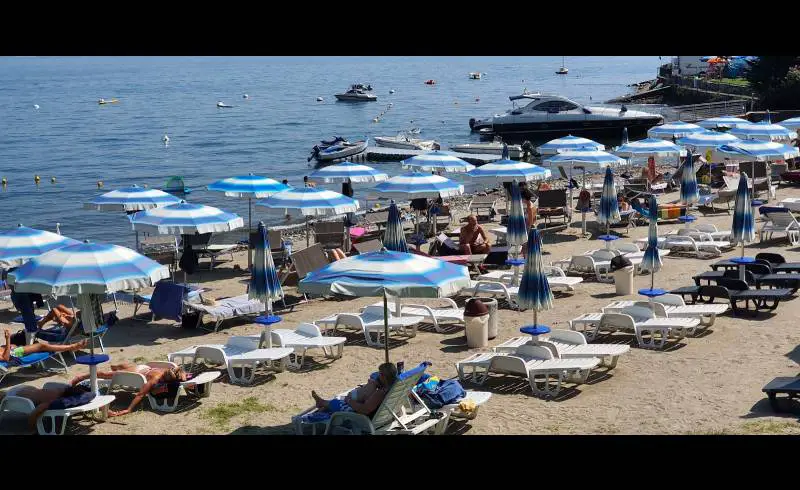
<box><xmin>310</xmin><ymin>362</ymin><xmax>398</xmax><ymax>417</ymax></box>
<box><xmin>1</xmin><ymin>329</ymin><xmax>88</xmax><ymax>363</ymax></box>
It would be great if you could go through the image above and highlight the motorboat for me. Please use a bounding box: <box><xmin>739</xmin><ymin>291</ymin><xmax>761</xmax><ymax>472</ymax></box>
<box><xmin>556</xmin><ymin>57</ymin><xmax>568</xmax><ymax>75</ymax></box>
<box><xmin>469</xmin><ymin>91</ymin><xmax>663</xmax><ymax>140</ymax></box>
<box><xmin>374</xmin><ymin>132</ymin><xmax>440</xmax><ymax>151</ymax></box>
<box><xmin>217</xmin><ymin>101</ymin><xmax>233</xmax><ymax>108</ymax></box>
<box><xmin>450</xmin><ymin>141</ymin><xmax>523</xmax><ymax>159</ymax></box>
<box><xmin>335</xmin><ymin>85</ymin><xmax>377</xmax><ymax>101</ymax></box>
<box><xmin>309</xmin><ymin>139</ymin><xmax>369</xmax><ymax>162</ymax></box>
<box><xmin>469</xmin><ymin>72</ymin><xmax>482</xmax><ymax>80</ymax></box>
<box><xmin>98</xmin><ymin>98</ymin><xmax>119</xmax><ymax>105</ymax></box>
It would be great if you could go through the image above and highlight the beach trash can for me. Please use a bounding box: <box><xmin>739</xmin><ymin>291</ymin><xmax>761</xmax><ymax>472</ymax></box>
<box><xmin>475</xmin><ymin>297</ymin><xmax>498</xmax><ymax>340</ymax></box>
<box><xmin>610</xmin><ymin>255</ymin><xmax>634</xmax><ymax>295</ymax></box>
<box><xmin>463</xmin><ymin>298</ymin><xmax>489</xmax><ymax>349</ymax></box>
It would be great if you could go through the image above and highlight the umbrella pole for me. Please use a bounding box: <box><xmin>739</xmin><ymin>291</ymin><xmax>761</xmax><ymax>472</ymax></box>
<box><xmin>306</xmin><ymin>218</ymin><xmax>310</xmax><ymax>248</ymax></box>
<box><xmin>383</xmin><ymin>290</ymin><xmax>390</xmax><ymax>364</ymax></box>
<box><xmin>266</xmin><ymin>299</ymin><xmax>273</xmax><ymax>348</ymax></box>
<box><xmin>248</xmin><ymin>198</ymin><xmax>253</xmax><ymax>270</ymax></box>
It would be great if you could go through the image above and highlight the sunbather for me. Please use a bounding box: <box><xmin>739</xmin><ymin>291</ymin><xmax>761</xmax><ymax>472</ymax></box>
<box><xmin>69</xmin><ymin>361</ymin><xmax>189</xmax><ymax>417</ymax></box>
<box><xmin>38</xmin><ymin>304</ymin><xmax>78</xmax><ymax>329</ymax></box>
<box><xmin>459</xmin><ymin>215</ymin><xmax>491</xmax><ymax>255</ymax></box>
<box><xmin>310</xmin><ymin>362</ymin><xmax>397</xmax><ymax>417</ymax></box>
<box><xmin>1</xmin><ymin>329</ymin><xmax>87</xmax><ymax>363</ymax></box>
<box><xmin>0</xmin><ymin>383</ymin><xmax>91</xmax><ymax>429</ymax></box>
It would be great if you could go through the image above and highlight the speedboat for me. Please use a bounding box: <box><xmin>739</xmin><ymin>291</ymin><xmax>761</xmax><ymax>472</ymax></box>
<box><xmin>335</xmin><ymin>85</ymin><xmax>377</xmax><ymax>102</ymax></box>
<box><xmin>469</xmin><ymin>91</ymin><xmax>663</xmax><ymax>140</ymax></box>
<box><xmin>469</xmin><ymin>72</ymin><xmax>482</xmax><ymax>80</ymax></box>
<box><xmin>98</xmin><ymin>98</ymin><xmax>119</xmax><ymax>105</ymax></box>
<box><xmin>450</xmin><ymin>141</ymin><xmax>522</xmax><ymax>159</ymax></box>
<box><xmin>374</xmin><ymin>132</ymin><xmax>439</xmax><ymax>151</ymax></box>
<box><xmin>309</xmin><ymin>139</ymin><xmax>369</xmax><ymax>163</ymax></box>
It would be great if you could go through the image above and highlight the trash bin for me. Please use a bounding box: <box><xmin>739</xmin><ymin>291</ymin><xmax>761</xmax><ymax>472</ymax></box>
<box><xmin>610</xmin><ymin>255</ymin><xmax>634</xmax><ymax>295</ymax></box>
<box><xmin>463</xmin><ymin>298</ymin><xmax>489</xmax><ymax>348</ymax></box>
<box><xmin>475</xmin><ymin>297</ymin><xmax>498</xmax><ymax>340</ymax></box>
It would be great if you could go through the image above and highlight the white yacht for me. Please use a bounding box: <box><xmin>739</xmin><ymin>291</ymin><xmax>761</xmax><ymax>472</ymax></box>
<box><xmin>335</xmin><ymin>84</ymin><xmax>377</xmax><ymax>102</ymax></box>
<box><xmin>469</xmin><ymin>91</ymin><xmax>663</xmax><ymax>140</ymax></box>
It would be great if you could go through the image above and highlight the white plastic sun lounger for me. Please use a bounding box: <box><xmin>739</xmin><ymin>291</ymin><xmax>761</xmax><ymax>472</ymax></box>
<box><xmin>461</xmin><ymin>280</ymin><xmax>521</xmax><ymax>309</ymax></box>
<box><xmin>416</xmin><ymin>390</ymin><xmax>492</xmax><ymax>435</ymax></box>
<box><xmin>183</xmin><ymin>294</ymin><xmax>266</xmax><ymax>332</ymax></box>
<box><xmin>602</xmin><ymin>294</ymin><xmax>728</xmax><ymax>327</ymax></box>
<box><xmin>267</xmin><ymin>323</ymin><xmax>346</xmax><ymax>369</ymax></box>
<box><xmin>0</xmin><ymin>382</ymin><xmax>115</xmax><ymax>435</ymax></box>
<box><xmin>760</xmin><ymin>210</ymin><xmax>800</xmax><ymax>245</ymax></box>
<box><xmin>477</xmin><ymin>265</ymin><xmax>583</xmax><ymax>291</ymax></box>
<box><xmin>315</xmin><ymin>306</ymin><xmax>423</xmax><ymax>347</ymax></box>
<box><xmin>569</xmin><ymin>306</ymin><xmax>701</xmax><ymax>349</ymax></box>
<box><xmin>455</xmin><ymin>344</ymin><xmax>601</xmax><ymax>397</ymax></box>
<box><xmin>493</xmin><ymin>329</ymin><xmax>630</xmax><ymax>369</ymax></box>
<box><xmin>168</xmin><ymin>336</ymin><xmax>293</xmax><ymax>385</ymax></box>
<box><xmin>367</xmin><ymin>298</ymin><xmax>464</xmax><ymax>333</ymax></box>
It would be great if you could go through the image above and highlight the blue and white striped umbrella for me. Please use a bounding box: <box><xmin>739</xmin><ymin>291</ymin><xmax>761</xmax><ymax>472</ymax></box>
<box><xmin>383</xmin><ymin>201</ymin><xmax>409</xmax><ymax>253</ymax></box>
<box><xmin>647</xmin><ymin>121</ymin><xmax>704</xmax><ymax>140</ymax></box>
<box><xmin>777</xmin><ymin>117</ymin><xmax>800</xmax><ymax>130</ymax></box>
<box><xmin>507</xmin><ymin>180</ymin><xmax>528</xmax><ymax>250</ymax></box>
<box><xmin>256</xmin><ymin>187</ymin><xmax>360</xmax><ymax>217</ymax></box>
<box><xmin>374</xmin><ymin>172</ymin><xmax>464</xmax><ymax>199</ymax></box>
<box><xmin>7</xmin><ymin>241</ymin><xmax>170</xmax><ymax>296</ymax></box>
<box><xmin>249</xmin><ymin>221</ymin><xmax>282</xmax><ymax>347</ymax></box>
<box><xmin>0</xmin><ymin>225</ymin><xmax>80</xmax><ymax>269</ymax></box>
<box><xmin>543</xmin><ymin>150</ymin><xmax>626</xmax><ymax>168</ymax></box>
<box><xmin>677</xmin><ymin>130</ymin><xmax>741</xmax><ymax>152</ymax></box>
<box><xmin>310</xmin><ymin>161</ymin><xmax>389</xmax><ymax>184</ymax></box>
<box><xmin>640</xmin><ymin>195</ymin><xmax>662</xmax><ymax>290</ymax></box>
<box><xmin>713</xmin><ymin>140</ymin><xmax>800</xmax><ymax>162</ymax></box>
<box><xmin>698</xmin><ymin>116</ymin><xmax>748</xmax><ymax>130</ymax></box>
<box><xmin>729</xmin><ymin>121</ymin><xmax>797</xmax><ymax>142</ymax></box>
<box><xmin>466</xmin><ymin>159</ymin><xmax>551</xmax><ymax>184</ymax></box>
<box><xmin>731</xmin><ymin>172</ymin><xmax>755</xmax><ymax>251</ymax></box>
<box><xmin>680</xmin><ymin>149</ymin><xmax>699</xmax><ymax>205</ymax></box>
<box><xmin>130</xmin><ymin>201</ymin><xmax>244</xmax><ymax>235</ymax></box>
<box><xmin>401</xmin><ymin>150</ymin><xmax>475</xmax><ymax>173</ymax></box>
<box><xmin>83</xmin><ymin>185</ymin><xmax>181</xmax><ymax>212</ymax></box>
<box><xmin>207</xmin><ymin>174</ymin><xmax>289</xmax><ymax>198</ymax></box>
<box><xmin>517</xmin><ymin>228</ymin><xmax>553</xmax><ymax>318</ymax></box>
<box><xmin>614</xmin><ymin>138</ymin><xmax>684</xmax><ymax>158</ymax></box>
<box><xmin>597</xmin><ymin>167</ymin><xmax>620</xmax><ymax>231</ymax></box>
<box><xmin>538</xmin><ymin>135</ymin><xmax>605</xmax><ymax>155</ymax></box>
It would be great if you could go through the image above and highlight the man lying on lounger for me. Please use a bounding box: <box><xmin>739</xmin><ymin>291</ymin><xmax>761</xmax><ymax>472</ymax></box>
<box><xmin>70</xmin><ymin>361</ymin><xmax>189</xmax><ymax>417</ymax></box>
<box><xmin>0</xmin><ymin>383</ymin><xmax>94</xmax><ymax>429</ymax></box>
<box><xmin>311</xmin><ymin>362</ymin><xmax>397</xmax><ymax>417</ymax></box>
<box><xmin>1</xmin><ymin>329</ymin><xmax>87</xmax><ymax>363</ymax></box>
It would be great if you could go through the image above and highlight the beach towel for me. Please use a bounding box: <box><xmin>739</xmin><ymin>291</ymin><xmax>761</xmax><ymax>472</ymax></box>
<box><xmin>48</xmin><ymin>385</ymin><xmax>95</xmax><ymax>410</ymax></box>
<box><xmin>149</xmin><ymin>281</ymin><xmax>188</xmax><ymax>322</ymax></box>
<box><xmin>415</xmin><ymin>378</ymin><xmax>465</xmax><ymax>409</ymax></box>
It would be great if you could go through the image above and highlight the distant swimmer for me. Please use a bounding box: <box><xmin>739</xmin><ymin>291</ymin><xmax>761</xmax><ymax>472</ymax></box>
<box><xmin>389</xmin><ymin>89</ymin><xmax>395</xmax><ymax>94</ymax></box>
<box><xmin>163</xmin><ymin>134</ymin><xmax>170</xmax><ymax>145</ymax></box>
<box><xmin>217</xmin><ymin>101</ymin><xmax>233</xmax><ymax>108</ymax></box>
<box><xmin>33</xmin><ymin>104</ymin><xmax>40</xmax><ymax>110</ymax></box>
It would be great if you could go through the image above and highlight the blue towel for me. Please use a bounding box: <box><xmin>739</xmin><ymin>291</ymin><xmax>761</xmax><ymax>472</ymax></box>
<box><xmin>149</xmin><ymin>281</ymin><xmax>188</xmax><ymax>322</ymax></box>
<box><xmin>1</xmin><ymin>352</ymin><xmax>51</xmax><ymax>368</ymax></box>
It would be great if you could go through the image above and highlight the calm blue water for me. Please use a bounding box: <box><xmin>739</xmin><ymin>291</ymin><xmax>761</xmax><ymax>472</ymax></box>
<box><xmin>0</xmin><ymin>56</ymin><xmax>664</xmax><ymax>246</ymax></box>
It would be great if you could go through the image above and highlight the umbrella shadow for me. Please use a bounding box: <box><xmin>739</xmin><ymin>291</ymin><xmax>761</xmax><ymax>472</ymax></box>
<box><xmin>229</xmin><ymin>423</ymin><xmax>297</xmax><ymax>435</ymax></box>
<box><xmin>439</xmin><ymin>336</ymin><xmax>471</xmax><ymax>354</ymax></box>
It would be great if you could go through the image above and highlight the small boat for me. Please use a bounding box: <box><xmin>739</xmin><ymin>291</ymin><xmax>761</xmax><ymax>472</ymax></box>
<box><xmin>335</xmin><ymin>85</ymin><xmax>377</xmax><ymax>102</ymax></box>
<box><xmin>469</xmin><ymin>72</ymin><xmax>482</xmax><ymax>80</ymax></box>
<box><xmin>217</xmin><ymin>101</ymin><xmax>233</xmax><ymax>108</ymax></box>
<box><xmin>556</xmin><ymin>57</ymin><xmax>568</xmax><ymax>75</ymax></box>
<box><xmin>310</xmin><ymin>139</ymin><xmax>369</xmax><ymax>163</ymax></box>
<box><xmin>424</xmin><ymin>80</ymin><xmax>436</xmax><ymax>85</ymax></box>
<box><xmin>450</xmin><ymin>141</ymin><xmax>523</xmax><ymax>159</ymax></box>
<box><xmin>374</xmin><ymin>132</ymin><xmax>440</xmax><ymax>151</ymax></box>
<box><xmin>98</xmin><ymin>98</ymin><xmax>119</xmax><ymax>105</ymax></box>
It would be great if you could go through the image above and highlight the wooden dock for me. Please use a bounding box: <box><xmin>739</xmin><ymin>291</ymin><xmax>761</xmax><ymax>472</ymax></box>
<box><xmin>327</xmin><ymin>146</ymin><xmax>503</xmax><ymax>166</ymax></box>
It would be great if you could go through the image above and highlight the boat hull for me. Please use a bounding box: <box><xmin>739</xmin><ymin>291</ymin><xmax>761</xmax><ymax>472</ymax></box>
<box><xmin>335</xmin><ymin>94</ymin><xmax>377</xmax><ymax>102</ymax></box>
<box><xmin>374</xmin><ymin>137</ymin><xmax>438</xmax><ymax>151</ymax></box>
<box><xmin>470</xmin><ymin>116</ymin><xmax>662</xmax><ymax>142</ymax></box>
<box><xmin>451</xmin><ymin>144</ymin><xmax>522</xmax><ymax>159</ymax></box>
<box><xmin>316</xmin><ymin>142</ymin><xmax>368</xmax><ymax>161</ymax></box>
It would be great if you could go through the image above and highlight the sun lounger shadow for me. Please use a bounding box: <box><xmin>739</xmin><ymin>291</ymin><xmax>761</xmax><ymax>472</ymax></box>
<box><xmin>339</xmin><ymin>330</ymin><xmax>408</xmax><ymax>351</ymax></box>
<box><xmin>785</xmin><ymin>345</ymin><xmax>800</xmax><ymax>365</ymax></box>
<box><xmin>592</xmin><ymin>331</ymin><xmax>687</xmax><ymax>352</ymax></box>
<box><xmin>583</xmin><ymin>369</ymin><xmax>614</xmax><ymax>386</ymax></box>
<box><xmin>417</xmin><ymin>322</ymin><xmax>462</xmax><ymax>335</ymax></box>
<box><xmin>743</xmin><ymin>397</ymin><xmax>800</xmax><ymax>419</ymax></box>
<box><xmin>471</xmin><ymin>375</ymin><xmax>583</xmax><ymax>401</ymax></box>
<box><xmin>229</xmin><ymin>423</ymin><xmax>297</xmax><ymax>435</ymax></box>
<box><xmin>591</xmin><ymin>292</ymin><xmax>621</xmax><ymax>300</ymax></box>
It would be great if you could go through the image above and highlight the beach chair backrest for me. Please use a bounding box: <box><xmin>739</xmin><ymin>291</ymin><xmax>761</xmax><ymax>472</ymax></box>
<box><xmin>756</xmin><ymin>252</ymin><xmax>785</xmax><ymax>265</ymax></box>
<box><xmin>538</xmin><ymin>189</ymin><xmax>567</xmax><ymax>208</ymax></box>
<box><xmin>268</xmin><ymin>230</ymin><xmax>283</xmax><ymax>250</ymax></box>
<box><xmin>653</xmin><ymin>294</ymin><xmax>686</xmax><ymax>307</ymax></box>
<box><xmin>593</xmin><ymin>249</ymin><xmax>616</xmax><ymax>261</ymax></box>
<box><xmin>600</xmin><ymin>312</ymin><xmax>636</xmax><ymax>331</ymax></box>
<box><xmin>723</xmin><ymin>269</ymin><xmax>756</xmax><ymax>284</ymax></box>
<box><xmin>226</xmin><ymin>336</ymin><xmax>260</xmax><ymax>351</ymax></box>
<box><xmin>370</xmin><ymin>362</ymin><xmax>429</xmax><ymax>431</ymax></box>
<box><xmin>698</xmin><ymin>285</ymin><xmax>731</xmax><ymax>301</ymax></box>
<box><xmin>621</xmin><ymin>305</ymin><xmax>655</xmax><ymax>322</ymax></box>
<box><xmin>292</xmin><ymin>244</ymin><xmax>329</xmax><ymax>280</ymax></box>
<box><xmin>717</xmin><ymin>278</ymin><xmax>749</xmax><ymax>291</ymax></box>
<box><xmin>352</xmin><ymin>239</ymin><xmax>383</xmax><ymax>255</ymax></box>
<box><xmin>295</xmin><ymin>323</ymin><xmax>322</xmax><ymax>338</ymax></box>
<box><xmin>770</xmin><ymin>212</ymin><xmax>798</xmax><ymax>229</ymax></box>
<box><xmin>745</xmin><ymin>263</ymin><xmax>771</xmax><ymax>275</ymax></box>
<box><xmin>547</xmin><ymin>329</ymin><xmax>587</xmax><ymax>345</ymax></box>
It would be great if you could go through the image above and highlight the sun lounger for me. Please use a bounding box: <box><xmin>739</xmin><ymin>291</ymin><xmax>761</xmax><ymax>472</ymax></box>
<box><xmin>351</xmin><ymin>238</ymin><xmax>383</xmax><ymax>255</ymax></box>
<box><xmin>477</xmin><ymin>265</ymin><xmax>583</xmax><ymax>291</ymax></box>
<box><xmin>168</xmin><ymin>336</ymin><xmax>293</xmax><ymax>385</ymax></box>
<box><xmin>182</xmin><ymin>294</ymin><xmax>266</xmax><ymax>332</ymax></box>
<box><xmin>460</xmin><ymin>280</ymin><xmax>521</xmax><ymax>310</ymax></box>
<box><xmin>567</xmin><ymin>251</ymin><xmax>614</xmax><ymax>282</ymax></box>
<box><xmin>292</xmin><ymin>361</ymin><xmax>441</xmax><ymax>435</ymax></box>
<box><xmin>0</xmin><ymin>382</ymin><xmax>115</xmax><ymax>435</ymax></box>
<box><xmin>315</xmin><ymin>306</ymin><xmax>423</xmax><ymax>347</ymax></box>
<box><xmin>314</xmin><ymin>221</ymin><xmax>346</xmax><ymax>250</ymax></box>
<box><xmin>762</xmin><ymin>377</ymin><xmax>800</xmax><ymax>413</ymax></box>
<box><xmin>759</xmin><ymin>208</ymin><xmax>800</xmax><ymax>245</ymax></box>
<box><xmin>603</xmin><ymin>294</ymin><xmax>729</xmax><ymax>327</ymax></box>
<box><xmin>285</xmin><ymin>243</ymin><xmax>330</xmax><ymax>300</ymax></box>
<box><xmin>670</xmin><ymin>281</ymin><xmax>794</xmax><ymax>316</ymax></box>
<box><xmin>713</xmin><ymin>254</ymin><xmax>800</xmax><ymax>273</ymax></box>
<box><xmin>367</xmin><ymin>298</ymin><xmax>463</xmax><ymax>333</ymax></box>
<box><xmin>694</xmin><ymin>267</ymin><xmax>800</xmax><ymax>293</ymax></box>
<box><xmin>456</xmin><ymin>344</ymin><xmax>601</xmax><ymax>397</ymax></box>
<box><xmin>569</xmin><ymin>306</ymin><xmax>701</xmax><ymax>349</ymax></box>
<box><xmin>0</xmin><ymin>352</ymin><xmax>62</xmax><ymax>385</ymax></box>
<box><xmin>493</xmin><ymin>329</ymin><xmax>630</xmax><ymax>369</ymax></box>
<box><xmin>267</xmin><ymin>323</ymin><xmax>346</xmax><ymax>369</ymax></box>
<box><xmin>186</xmin><ymin>233</ymin><xmax>244</xmax><ymax>269</ymax></box>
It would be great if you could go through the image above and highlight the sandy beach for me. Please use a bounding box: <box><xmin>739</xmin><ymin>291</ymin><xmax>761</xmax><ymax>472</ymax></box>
<box><xmin>4</xmin><ymin>178</ymin><xmax>800</xmax><ymax>436</ymax></box>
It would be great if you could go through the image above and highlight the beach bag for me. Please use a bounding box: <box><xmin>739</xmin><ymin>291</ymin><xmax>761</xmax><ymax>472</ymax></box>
<box><xmin>416</xmin><ymin>378</ymin><xmax>466</xmax><ymax>409</ymax></box>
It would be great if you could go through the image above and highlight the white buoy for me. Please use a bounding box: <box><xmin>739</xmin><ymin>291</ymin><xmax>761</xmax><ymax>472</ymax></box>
<box><xmin>217</xmin><ymin>101</ymin><xmax>224</xmax><ymax>107</ymax></box>
<box><xmin>243</xmin><ymin>94</ymin><xmax>249</xmax><ymax>99</ymax></box>
<box><xmin>316</xmin><ymin>96</ymin><xmax>323</xmax><ymax>102</ymax></box>
<box><xmin>163</xmin><ymin>134</ymin><xmax>170</xmax><ymax>145</ymax></box>
<box><xmin>33</xmin><ymin>104</ymin><xmax>40</xmax><ymax>110</ymax></box>
<box><xmin>373</xmin><ymin>118</ymin><xmax>379</xmax><ymax>123</ymax></box>
<box><xmin>389</xmin><ymin>89</ymin><xmax>395</xmax><ymax>94</ymax></box>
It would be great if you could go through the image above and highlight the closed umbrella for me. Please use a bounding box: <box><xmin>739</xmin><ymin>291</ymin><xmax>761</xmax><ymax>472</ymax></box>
<box><xmin>249</xmin><ymin>222</ymin><xmax>283</xmax><ymax>348</ymax></box>
<box><xmin>507</xmin><ymin>180</ymin><xmax>528</xmax><ymax>258</ymax></box>
<box><xmin>640</xmin><ymin>195</ymin><xmax>662</xmax><ymax>292</ymax></box>
<box><xmin>731</xmin><ymin>172</ymin><xmax>756</xmax><ymax>281</ymax></box>
<box><xmin>679</xmin><ymin>149</ymin><xmax>699</xmax><ymax>226</ymax></box>
<box><xmin>382</xmin><ymin>201</ymin><xmax>409</xmax><ymax>253</ymax></box>
<box><xmin>517</xmin><ymin>228</ymin><xmax>554</xmax><ymax>330</ymax></box>
<box><xmin>298</xmin><ymin>250</ymin><xmax>470</xmax><ymax>362</ymax></box>
<box><xmin>597</xmin><ymin>167</ymin><xmax>621</xmax><ymax>246</ymax></box>
<box><xmin>0</xmin><ymin>225</ymin><xmax>79</xmax><ymax>269</ymax></box>
<box><xmin>621</xmin><ymin>127</ymin><xmax>629</xmax><ymax>145</ymax></box>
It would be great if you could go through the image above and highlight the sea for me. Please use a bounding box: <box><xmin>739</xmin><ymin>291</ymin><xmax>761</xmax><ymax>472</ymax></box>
<box><xmin>0</xmin><ymin>56</ymin><xmax>666</xmax><ymax>247</ymax></box>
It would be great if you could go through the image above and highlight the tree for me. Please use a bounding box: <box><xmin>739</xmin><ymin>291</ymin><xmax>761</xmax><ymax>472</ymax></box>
<box><xmin>745</xmin><ymin>56</ymin><xmax>800</xmax><ymax>109</ymax></box>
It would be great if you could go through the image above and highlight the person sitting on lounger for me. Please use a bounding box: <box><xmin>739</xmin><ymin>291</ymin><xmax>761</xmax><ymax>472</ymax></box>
<box><xmin>618</xmin><ymin>195</ymin><xmax>631</xmax><ymax>212</ymax></box>
<box><xmin>311</xmin><ymin>362</ymin><xmax>397</xmax><ymax>417</ymax></box>
<box><xmin>37</xmin><ymin>304</ymin><xmax>79</xmax><ymax>329</ymax></box>
<box><xmin>459</xmin><ymin>215</ymin><xmax>491</xmax><ymax>255</ymax></box>
<box><xmin>69</xmin><ymin>361</ymin><xmax>189</xmax><ymax>417</ymax></box>
<box><xmin>1</xmin><ymin>329</ymin><xmax>87</xmax><ymax>363</ymax></box>
<box><xmin>0</xmin><ymin>383</ymin><xmax>92</xmax><ymax>429</ymax></box>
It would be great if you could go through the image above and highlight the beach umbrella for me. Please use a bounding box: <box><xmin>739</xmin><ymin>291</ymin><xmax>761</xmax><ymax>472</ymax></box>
<box><xmin>729</xmin><ymin>121</ymin><xmax>797</xmax><ymax>142</ymax></box>
<box><xmin>517</xmin><ymin>228</ymin><xmax>553</xmax><ymax>329</ymax></box>
<box><xmin>776</xmin><ymin>117</ymin><xmax>800</xmax><ymax>131</ymax></box>
<box><xmin>542</xmin><ymin>150</ymin><xmax>627</xmax><ymax>168</ymax></box>
<box><xmin>597</xmin><ymin>167</ymin><xmax>620</xmax><ymax>238</ymax></box>
<box><xmin>249</xmin><ymin>221</ymin><xmax>283</xmax><ymax>348</ymax></box>
<box><xmin>0</xmin><ymin>225</ymin><xmax>80</xmax><ymax>269</ymax></box>
<box><xmin>640</xmin><ymin>195</ymin><xmax>662</xmax><ymax>292</ymax></box>
<box><xmin>679</xmin><ymin>148</ymin><xmax>699</xmax><ymax>208</ymax></box>
<box><xmin>298</xmin><ymin>249</ymin><xmax>470</xmax><ymax>362</ymax></box>
<box><xmin>647</xmin><ymin>121</ymin><xmax>704</xmax><ymax>140</ymax></box>
<box><xmin>698</xmin><ymin>116</ymin><xmax>748</xmax><ymax>130</ymax></box>
<box><xmin>256</xmin><ymin>187</ymin><xmax>359</xmax><ymax>247</ymax></box>
<box><xmin>310</xmin><ymin>161</ymin><xmax>389</xmax><ymax>184</ymax></box>
<box><xmin>401</xmin><ymin>150</ymin><xmax>475</xmax><ymax>173</ymax></box>
<box><xmin>130</xmin><ymin>201</ymin><xmax>243</xmax><ymax>235</ymax></box>
<box><xmin>466</xmin><ymin>159</ymin><xmax>551</xmax><ymax>184</ymax></box>
<box><xmin>731</xmin><ymin>172</ymin><xmax>756</xmax><ymax>281</ymax></box>
<box><xmin>375</xmin><ymin>171</ymin><xmax>463</xmax><ymax>237</ymax></box>
<box><xmin>614</xmin><ymin>138</ymin><xmax>684</xmax><ymax>159</ymax></box>
<box><xmin>507</xmin><ymin>180</ymin><xmax>528</xmax><ymax>257</ymax></box>
<box><xmin>537</xmin><ymin>135</ymin><xmax>605</xmax><ymax>155</ymax></box>
<box><xmin>8</xmin><ymin>241</ymin><xmax>169</xmax><ymax>393</ymax></box>
<box><xmin>382</xmin><ymin>201</ymin><xmax>409</xmax><ymax>253</ymax></box>
<box><xmin>677</xmin><ymin>130</ymin><xmax>741</xmax><ymax>152</ymax></box>
<box><xmin>713</xmin><ymin>140</ymin><xmax>800</xmax><ymax>162</ymax></box>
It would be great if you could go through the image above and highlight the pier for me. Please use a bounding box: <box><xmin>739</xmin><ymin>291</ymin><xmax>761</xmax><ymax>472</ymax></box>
<box><xmin>326</xmin><ymin>146</ymin><xmax>504</xmax><ymax>166</ymax></box>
